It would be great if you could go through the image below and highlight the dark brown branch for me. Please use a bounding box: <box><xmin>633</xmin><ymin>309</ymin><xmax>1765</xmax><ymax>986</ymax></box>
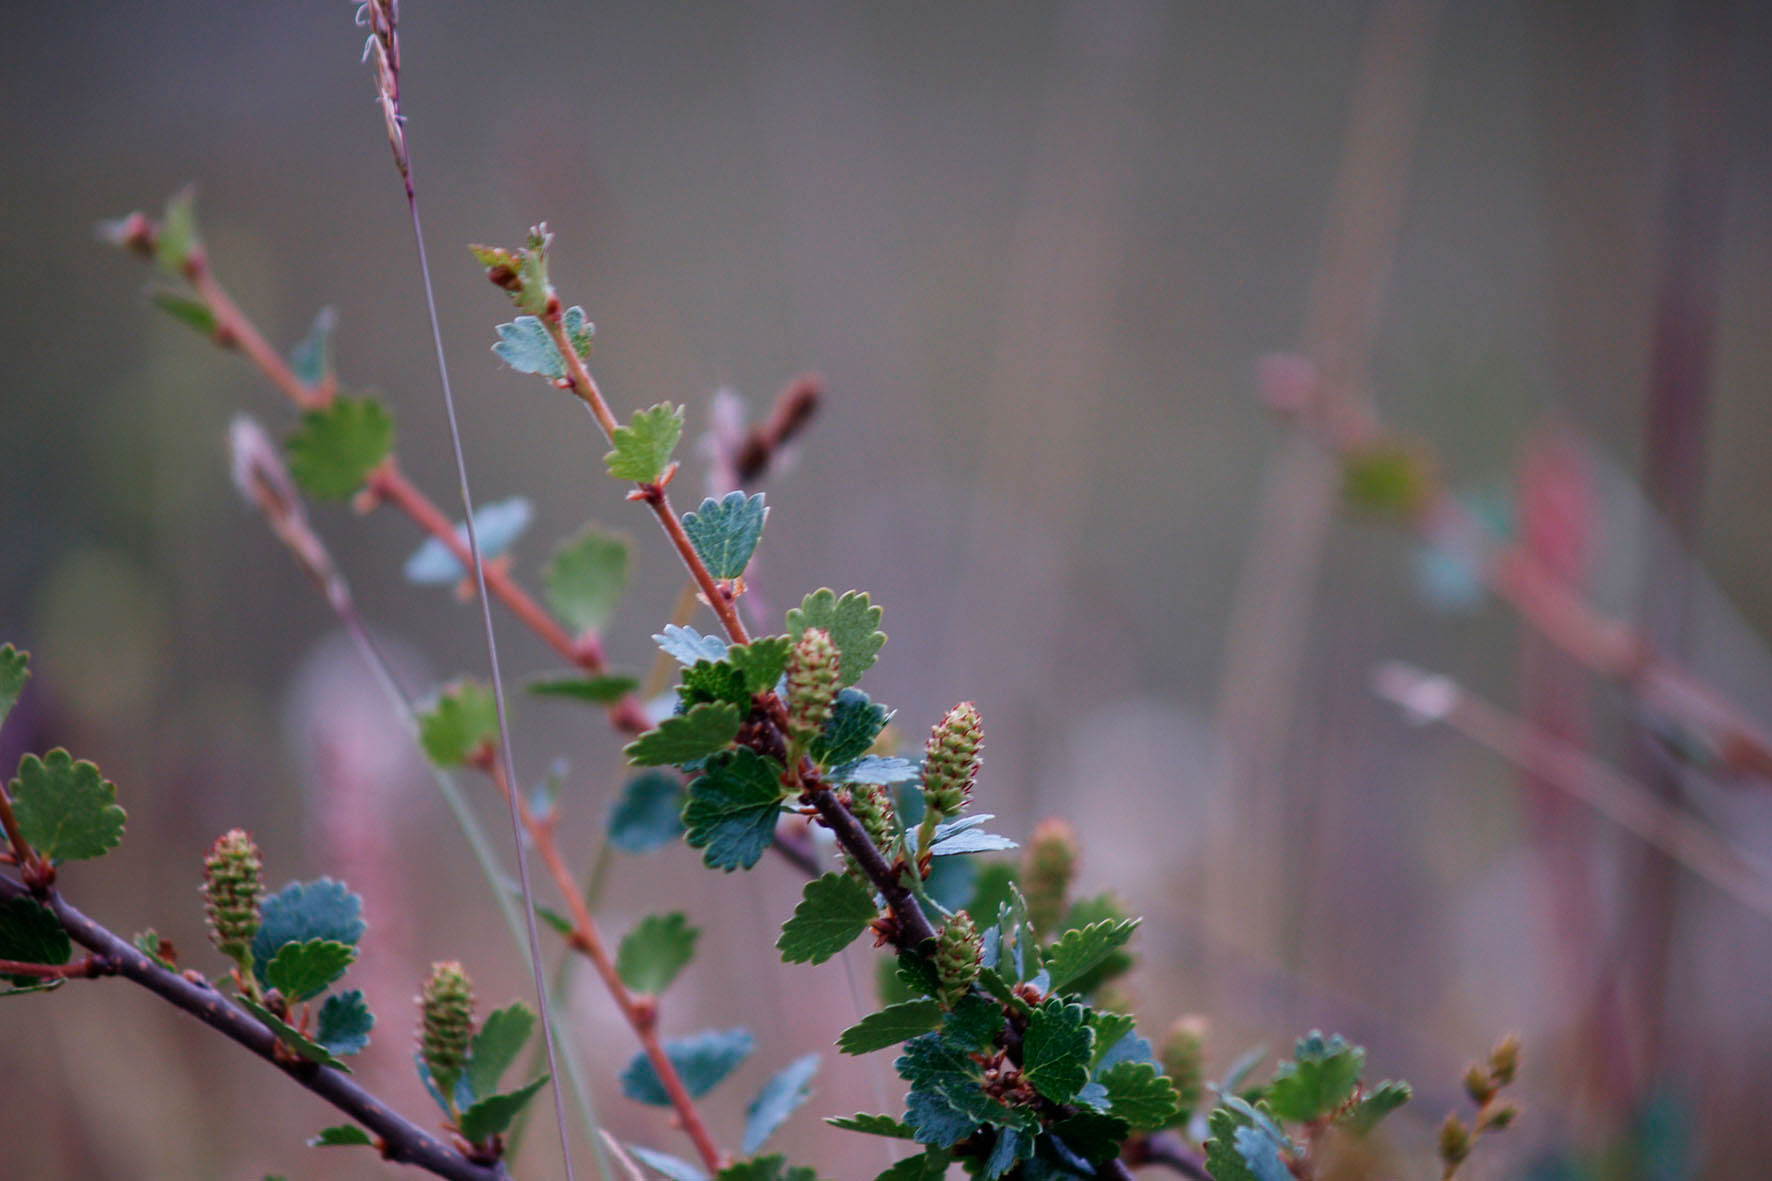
<box><xmin>801</xmin><ymin>776</ymin><xmax>937</xmax><ymax>950</ymax></box>
<box><xmin>0</xmin><ymin>874</ymin><xmax>508</xmax><ymax>1181</ymax></box>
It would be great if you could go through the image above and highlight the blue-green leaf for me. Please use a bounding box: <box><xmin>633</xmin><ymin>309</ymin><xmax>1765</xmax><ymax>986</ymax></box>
<box><xmin>683</xmin><ymin>492</ymin><xmax>768</xmax><ymax>580</ymax></box>
<box><xmin>404</xmin><ymin>497</ymin><xmax>533</xmax><ymax>585</ymax></box>
<box><xmin>829</xmin><ymin>756</ymin><xmax>920</xmax><ymax>785</ymax></box>
<box><xmin>744</xmin><ymin>1053</ymin><xmax>819</xmax><ymax>1154</ymax></box>
<box><xmin>1100</xmin><ymin>1060</ymin><xmax>1180</xmax><ymax>1130</ymax></box>
<box><xmin>252</xmin><ymin>879</ymin><xmax>365</xmax><ymax>987</ymax></box>
<box><xmin>683</xmin><ymin>750</ymin><xmax>788</xmax><ymax>871</ymax></box>
<box><xmin>492</xmin><ymin>306</ymin><xmax>593</xmax><ymax>379</ymax></box>
<box><xmin>621</xmin><ymin>1028</ymin><xmax>754</xmax><ymax>1106</ymax></box>
<box><xmin>656</xmin><ymin>624</ymin><xmax>729</xmax><ymax>666</ymax></box>
<box><xmin>1264</xmin><ymin>1031</ymin><xmax>1364</xmax><ymax>1124</ymax></box>
<box><xmin>1022</xmin><ymin>1001</ymin><xmax>1094</xmax><ymax>1104</ymax></box>
<box><xmin>825</xmin><ymin>1113</ymin><xmax>917</xmax><ymax>1139</ymax></box>
<box><xmin>811</xmin><ymin>689</ymin><xmax>890</xmax><ymax>767</ymax></box>
<box><xmin>317</xmin><ymin>990</ymin><xmax>374</xmax><ymax>1056</ymax></box>
<box><xmin>289</xmin><ymin>307</ymin><xmax>337</xmax><ymax>388</ymax></box>
<box><xmin>725</xmin><ymin>637</ymin><xmax>794</xmax><ymax>695</ymax></box>
<box><xmin>630</xmin><ymin>1144</ymin><xmax>709</xmax><ymax>1181</ymax></box>
<box><xmin>608</xmin><ymin>772</ymin><xmax>688</xmax><ymax>853</ymax></box>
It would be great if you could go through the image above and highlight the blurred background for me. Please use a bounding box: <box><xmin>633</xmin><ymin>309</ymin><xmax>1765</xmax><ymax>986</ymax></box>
<box><xmin>4</xmin><ymin>1</ymin><xmax>1772</xmax><ymax>1177</ymax></box>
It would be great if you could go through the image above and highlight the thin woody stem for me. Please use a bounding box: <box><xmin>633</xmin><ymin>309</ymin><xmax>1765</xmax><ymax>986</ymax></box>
<box><xmin>0</xmin><ymin>781</ymin><xmax>41</xmax><ymax>885</ymax></box>
<box><xmin>540</xmin><ymin>315</ymin><xmax>751</xmax><ymax>645</ymax></box>
<box><xmin>0</xmin><ymin>874</ymin><xmax>509</xmax><ymax>1181</ymax></box>
<box><xmin>481</xmin><ymin>754</ymin><xmax>726</xmax><ymax>1174</ymax></box>
<box><xmin>0</xmin><ymin>953</ymin><xmax>115</xmax><ymax>980</ymax></box>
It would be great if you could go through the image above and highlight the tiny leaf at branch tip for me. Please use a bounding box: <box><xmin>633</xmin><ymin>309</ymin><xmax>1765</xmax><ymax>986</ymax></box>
<box><xmin>617</xmin><ymin>912</ymin><xmax>700</xmax><ymax>994</ymax></box>
<box><xmin>607</xmin><ymin>403</ymin><xmax>686</xmax><ymax>484</ymax></box>
<box><xmin>0</xmin><ymin>644</ymin><xmax>31</xmax><ymax>734</ymax></box>
<box><xmin>416</xmin><ymin>680</ymin><xmax>501</xmax><ymax>767</ymax></box>
<box><xmin>543</xmin><ymin>524</ymin><xmax>629</xmax><ymax>632</ymax></box>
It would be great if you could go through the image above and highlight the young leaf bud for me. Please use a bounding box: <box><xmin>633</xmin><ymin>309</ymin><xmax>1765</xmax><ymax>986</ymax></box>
<box><xmin>1476</xmin><ymin>1102</ymin><xmax>1517</xmax><ymax>1132</ymax></box>
<box><xmin>935</xmin><ymin>910</ymin><xmax>983</xmax><ymax>1006</ymax></box>
<box><xmin>1161</xmin><ymin>1015</ymin><xmax>1209</xmax><ymax>1122</ymax></box>
<box><xmin>1024</xmin><ymin>817</ymin><xmax>1079</xmax><ymax>935</ymax></box>
<box><xmin>201</xmin><ymin>829</ymin><xmax>263</xmax><ymax>969</ymax></box>
<box><xmin>1487</xmin><ymin>1033</ymin><xmax>1520</xmax><ymax>1086</ymax></box>
<box><xmin>786</xmin><ymin>627</ymin><xmax>840</xmax><ymax>743</ymax></box>
<box><xmin>419</xmin><ymin>961</ymin><xmax>476</xmax><ymax>1095</ymax></box>
<box><xmin>922</xmin><ymin>702</ymin><xmax>983</xmax><ymax>819</ymax></box>
<box><xmin>1462</xmin><ymin>1063</ymin><xmax>1497</xmax><ymax>1106</ymax></box>
<box><xmin>1438</xmin><ymin>1113</ymin><xmax>1472</xmax><ymax>1169</ymax></box>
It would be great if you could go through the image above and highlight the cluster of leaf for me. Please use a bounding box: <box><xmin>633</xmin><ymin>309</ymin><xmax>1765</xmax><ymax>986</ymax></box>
<box><xmin>0</xmin><ymin>646</ymin><xmax>127</xmax><ymax>994</ymax></box>
<box><xmin>1201</xmin><ymin>1032</ymin><xmax>1412</xmax><ymax>1181</ymax></box>
<box><xmin>231</xmin><ymin>878</ymin><xmax>374</xmax><ymax>1072</ymax></box>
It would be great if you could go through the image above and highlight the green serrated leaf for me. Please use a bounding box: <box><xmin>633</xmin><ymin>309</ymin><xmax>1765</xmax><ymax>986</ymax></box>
<box><xmin>683</xmin><ymin>749</ymin><xmax>788</xmax><ymax>871</ymax></box>
<box><xmin>284</xmin><ymin>396</ymin><xmax>394</xmax><ymax>501</ymax></box>
<box><xmin>786</xmin><ymin>589</ymin><xmax>885</xmax><ymax>686</ymax></box>
<box><xmin>10</xmin><ymin>750</ymin><xmax>126</xmax><ymax>862</ymax></box>
<box><xmin>0</xmin><ymin>897</ymin><xmax>70</xmax><ymax>985</ymax></box>
<box><xmin>542</xmin><ymin>526</ymin><xmax>629</xmax><ymax>633</ymax></box>
<box><xmin>625</xmin><ymin>702</ymin><xmax>743</xmax><ymax>767</ymax></box>
<box><xmin>265</xmin><ymin>938</ymin><xmax>356</xmax><ymax>1001</ymax></box>
<box><xmin>726</xmin><ymin>637</ymin><xmax>793</xmax><ymax>695</ymax></box>
<box><xmin>466</xmin><ymin>1002</ymin><xmax>536</xmax><ymax>1102</ymax></box>
<box><xmin>683</xmin><ymin>492</ymin><xmax>769</xmax><ymax>579</ymax></box>
<box><xmin>317</xmin><ymin>990</ymin><xmax>374</xmax><ymax>1057</ymax></box>
<box><xmin>529</xmin><ymin>674</ymin><xmax>640</xmax><ymax>704</ymax></box>
<box><xmin>826</xmin><ymin>1113</ymin><xmax>917</xmax><ymax>1139</ymax></box>
<box><xmin>0</xmin><ymin>645</ymin><xmax>27</xmax><ymax>729</ymax></box>
<box><xmin>310</xmin><ymin>1124</ymin><xmax>374</xmax><ymax>1147</ymax></box>
<box><xmin>1021</xmin><ymin>1001</ymin><xmax>1094</xmax><ymax>1104</ymax></box>
<box><xmin>459</xmin><ymin>1074</ymin><xmax>550</xmax><ymax>1144</ymax></box>
<box><xmin>148</xmin><ymin>287</ymin><xmax>218</xmax><ymax>336</ymax></box>
<box><xmin>679</xmin><ymin>660</ymin><xmax>752</xmax><ymax>709</ymax></box>
<box><xmin>1264</xmin><ymin>1031</ymin><xmax>1364</xmax><ymax>1124</ymax></box>
<box><xmin>1205</xmin><ymin>1107</ymin><xmax>1260</xmax><ymax>1181</ymax></box>
<box><xmin>778</xmin><ymin>873</ymin><xmax>878</xmax><ymax>965</ymax></box>
<box><xmin>492</xmin><ymin>306</ymin><xmax>594</xmax><ymax>379</ymax></box>
<box><xmin>838</xmin><ymin>999</ymin><xmax>944</xmax><ymax>1055</ymax></box>
<box><xmin>1050</xmin><ymin>1111</ymin><xmax>1132</xmax><ymax>1166</ymax></box>
<box><xmin>715</xmin><ymin>1157</ymin><xmax>819</xmax><ymax>1181</ymax></box>
<box><xmin>606</xmin><ymin>402</ymin><xmax>684</xmax><ymax>483</ymax></box>
<box><xmin>940</xmin><ymin>995</ymin><xmax>1003</xmax><ymax>1054</ymax></box>
<box><xmin>609</xmin><ymin>772</ymin><xmax>688</xmax><ymax>853</ymax></box>
<box><xmin>1043</xmin><ymin>918</ymin><xmax>1139</xmax><ymax>996</ymax></box>
<box><xmin>236</xmin><ymin>993</ymin><xmax>351</xmax><ymax>1071</ymax></box>
<box><xmin>744</xmin><ymin>1053</ymin><xmax>819</xmax><ymax>1154</ymax></box>
<box><xmin>872</xmin><ymin>1149</ymin><xmax>951</xmax><ymax>1180</ymax></box>
<box><xmin>251</xmin><ymin>879</ymin><xmax>365</xmax><ymax>987</ymax></box>
<box><xmin>1341</xmin><ymin>1079</ymin><xmax>1412</xmax><ymax>1135</ymax></box>
<box><xmin>617</xmin><ymin>912</ymin><xmax>700</xmax><ymax>994</ymax></box>
<box><xmin>622</xmin><ymin>1028</ymin><xmax>753</xmax><ymax>1106</ymax></box>
<box><xmin>289</xmin><ymin>307</ymin><xmax>337</xmax><ymax>388</ymax></box>
<box><xmin>810</xmin><ymin>689</ymin><xmax>890</xmax><ymax>767</ymax></box>
<box><xmin>1088</xmin><ymin>1012</ymin><xmax>1138</xmax><ymax>1072</ymax></box>
<box><xmin>1101</xmin><ymin>1060</ymin><xmax>1181</xmax><ymax>1130</ymax></box>
<box><xmin>417</xmin><ymin>680</ymin><xmax>500</xmax><ymax>767</ymax></box>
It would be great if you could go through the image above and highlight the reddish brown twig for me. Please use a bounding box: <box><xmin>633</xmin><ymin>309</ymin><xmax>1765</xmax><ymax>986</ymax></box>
<box><xmin>476</xmin><ymin>751</ymin><xmax>725</xmax><ymax>1173</ymax></box>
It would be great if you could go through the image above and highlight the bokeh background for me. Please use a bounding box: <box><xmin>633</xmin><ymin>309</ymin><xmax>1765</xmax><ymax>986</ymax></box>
<box><xmin>4</xmin><ymin>1</ymin><xmax>1772</xmax><ymax>1177</ymax></box>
